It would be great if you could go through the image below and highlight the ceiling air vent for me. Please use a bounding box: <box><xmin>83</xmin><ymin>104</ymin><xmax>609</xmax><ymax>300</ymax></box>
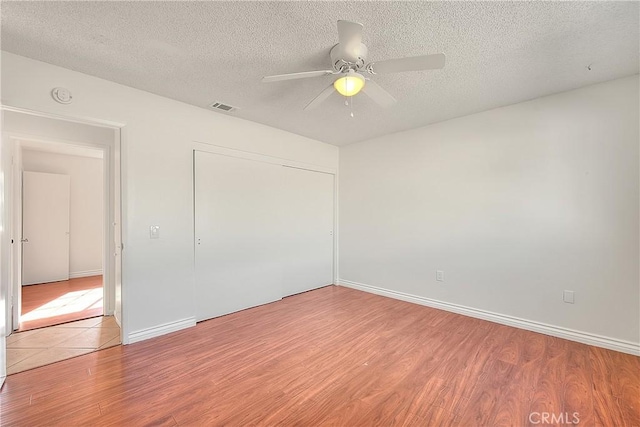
<box><xmin>209</xmin><ymin>102</ymin><xmax>238</xmax><ymax>113</ymax></box>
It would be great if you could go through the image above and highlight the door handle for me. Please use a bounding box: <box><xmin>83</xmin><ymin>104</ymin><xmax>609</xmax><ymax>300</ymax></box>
<box><xmin>21</xmin><ymin>238</ymin><xmax>29</xmax><ymax>243</ymax></box>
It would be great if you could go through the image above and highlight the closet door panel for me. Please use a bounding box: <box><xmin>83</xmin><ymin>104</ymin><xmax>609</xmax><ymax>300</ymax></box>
<box><xmin>195</xmin><ymin>151</ymin><xmax>283</xmax><ymax>322</ymax></box>
<box><xmin>282</xmin><ymin>167</ymin><xmax>334</xmax><ymax>297</ymax></box>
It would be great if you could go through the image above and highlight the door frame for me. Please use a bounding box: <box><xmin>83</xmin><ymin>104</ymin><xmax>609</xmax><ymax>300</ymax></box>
<box><xmin>1</xmin><ymin>106</ymin><xmax>124</xmax><ymax>336</ymax></box>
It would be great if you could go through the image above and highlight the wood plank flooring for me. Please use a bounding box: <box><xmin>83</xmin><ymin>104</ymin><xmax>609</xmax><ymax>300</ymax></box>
<box><xmin>20</xmin><ymin>276</ymin><xmax>103</xmax><ymax>331</ymax></box>
<box><xmin>1</xmin><ymin>285</ymin><xmax>638</xmax><ymax>426</ymax></box>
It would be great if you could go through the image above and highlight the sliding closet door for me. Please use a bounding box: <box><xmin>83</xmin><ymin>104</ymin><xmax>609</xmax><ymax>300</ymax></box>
<box><xmin>194</xmin><ymin>151</ymin><xmax>283</xmax><ymax>322</ymax></box>
<box><xmin>282</xmin><ymin>167</ymin><xmax>334</xmax><ymax>297</ymax></box>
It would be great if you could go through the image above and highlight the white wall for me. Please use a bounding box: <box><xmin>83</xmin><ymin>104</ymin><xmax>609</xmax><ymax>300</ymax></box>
<box><xmin>339</xmin><ymin>75</ymin><xmax>639</xmax><ymax>353</ymax></box>
<box><xmin>22</xmin><ymin>150</ymin><xmax>103</xmax><ymax>277</ymax></box>
<box><xmin>1</xmin><ymin>52</ymin><xmax>339</xmax><ymax>342</ymax></box>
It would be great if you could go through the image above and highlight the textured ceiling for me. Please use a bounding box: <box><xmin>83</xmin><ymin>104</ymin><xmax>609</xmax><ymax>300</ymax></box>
<box><xmin>2</xmin><ymin>1</ymin><xmax>638</xmax><ymax>146</ymax></box>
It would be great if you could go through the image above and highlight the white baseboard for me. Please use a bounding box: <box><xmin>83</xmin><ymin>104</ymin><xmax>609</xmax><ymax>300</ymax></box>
<box><xmin>127</xmin><ymin>317</ymin><xmax>196</xmax><ymax>345</ymax></box>
<box><xmin>69</xmin><ymin>269</ymin><xmax>103</xmax><ymax>279</ymax></box>
<box><xmin>22</xmin><ymin>277</ymin><xmax>68</xmax><ymax>286</ymax></box>
<box><xmin>339</xmin><ymin>279</ymin><xmax>640</xmax><ymax>356</ymax></box>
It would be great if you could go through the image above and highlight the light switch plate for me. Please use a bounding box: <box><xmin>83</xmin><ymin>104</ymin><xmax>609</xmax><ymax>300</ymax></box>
<box><xmin>563</xmin><ymin>290</ymin><xmax>575</xmax><ymax>304</ymax></box>
<box><xmin>150</xmin><ymin>225</ymin><xmax>160</xmax><ymax>239</ymax></box>
<box><xmin>436</xmin><ymin>270</ymin><xmax>444</xmax><ymax>282</ymax></box>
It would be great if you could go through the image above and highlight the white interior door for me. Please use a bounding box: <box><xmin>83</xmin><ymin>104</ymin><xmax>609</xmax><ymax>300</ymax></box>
<box><xmin>282</xmin><ymin>167</ymin><xmax>334</xmax><ymax>296</ymax></box>
<box><xmin>22</xmin><ymin>171</ymin><xmax>70</xmax><ymax>285</ymax></box>
<box><xmin>194</xmin><ymin>152</ymin><xmax>283</xmax><ymax>322</ymax></box>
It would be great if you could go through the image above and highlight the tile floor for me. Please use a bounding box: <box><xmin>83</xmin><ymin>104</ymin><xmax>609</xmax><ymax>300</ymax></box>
<box><xmin>6</xmin><ymin>316</ymin><xmax>121</xmax><ymax>375</ymax></box>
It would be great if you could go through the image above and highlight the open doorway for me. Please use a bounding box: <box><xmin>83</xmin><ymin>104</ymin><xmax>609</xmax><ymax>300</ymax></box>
<box><xmin>19</xmin><ymin>147</ymin><xmax>105</xmax><ymax>331</ymax></box>
<box><xmin>2</xmin><ymin>109</ymin><xmax>123</xmax><ymax>375</ymax></box>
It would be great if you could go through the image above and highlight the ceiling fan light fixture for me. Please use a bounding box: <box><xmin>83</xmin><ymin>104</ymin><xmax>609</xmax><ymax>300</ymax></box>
<box><xmin>333</xmin><ymin>72</ymin><xmax>365</xmax><ymax>97</ymax></box>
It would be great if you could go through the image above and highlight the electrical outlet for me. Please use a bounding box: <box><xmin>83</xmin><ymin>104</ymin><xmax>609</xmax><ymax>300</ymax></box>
<box><xmin>563</xmin><ymin>290</ymin><xmax>575</xmax><ymax>304</ymax></box>
<box><xmin>150</xmin><ymin>225</ymin><xmax>160</xmax><ymax>239</ymax></box>
<box><xmin>436</xmin><ymin>270</ymin><xmax>444</xmax><ymax>282</ymax></box>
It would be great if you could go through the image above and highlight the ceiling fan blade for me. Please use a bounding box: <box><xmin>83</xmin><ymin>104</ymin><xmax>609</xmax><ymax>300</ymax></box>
<box><xmin>262</xmin><ymin>70</ymin><xmax>334</xmax><ymax>83</ymax></box>
<box><xmin>361</xmin><ymin>80</ymin><xmax>396</xmax><ymax>107</ymax></box>
<box><xmin>369</xmin><ymin>53</ymin><xmax>445</xmax><ymax>74</ymax></box>
<box><xmin>337</xmin><ymin>20</ymin><xmax>363</xmax><ymax>49</ymax></box>
<box><xmin>304</xmin><ymin>84</ymin><xmax>336</xmax><ymax>110</ymax></box>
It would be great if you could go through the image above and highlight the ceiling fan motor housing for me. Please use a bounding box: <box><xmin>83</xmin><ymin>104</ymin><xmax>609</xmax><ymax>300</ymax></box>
<box><xmin>331</xmin><ymin>43</ymin><xmax>368</xmax><ymax>71</ymax></box>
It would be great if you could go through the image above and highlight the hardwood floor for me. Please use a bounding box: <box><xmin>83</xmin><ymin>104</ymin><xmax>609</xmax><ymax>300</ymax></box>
<box><xmin>19</xmin><ymin>276</ymin><xmax>103</xmax><ymax>331</ymax></box>
<box><xmin>1</xmin><ymin>285</ymin><xmax>638</xmax><ymax>426</ymax></box>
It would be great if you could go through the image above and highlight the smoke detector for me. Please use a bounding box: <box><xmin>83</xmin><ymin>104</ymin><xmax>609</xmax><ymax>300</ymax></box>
<box><xmin>51</xmin><ymin>87</ymin><xmax>73</xmax><ymax>104</ymax></box>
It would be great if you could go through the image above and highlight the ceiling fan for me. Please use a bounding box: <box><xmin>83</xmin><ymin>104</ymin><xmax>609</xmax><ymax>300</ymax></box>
<box><xmin>261</xmin><ymin>20</ymin><xmax>445</xmax><ymax>110</ymax></box>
